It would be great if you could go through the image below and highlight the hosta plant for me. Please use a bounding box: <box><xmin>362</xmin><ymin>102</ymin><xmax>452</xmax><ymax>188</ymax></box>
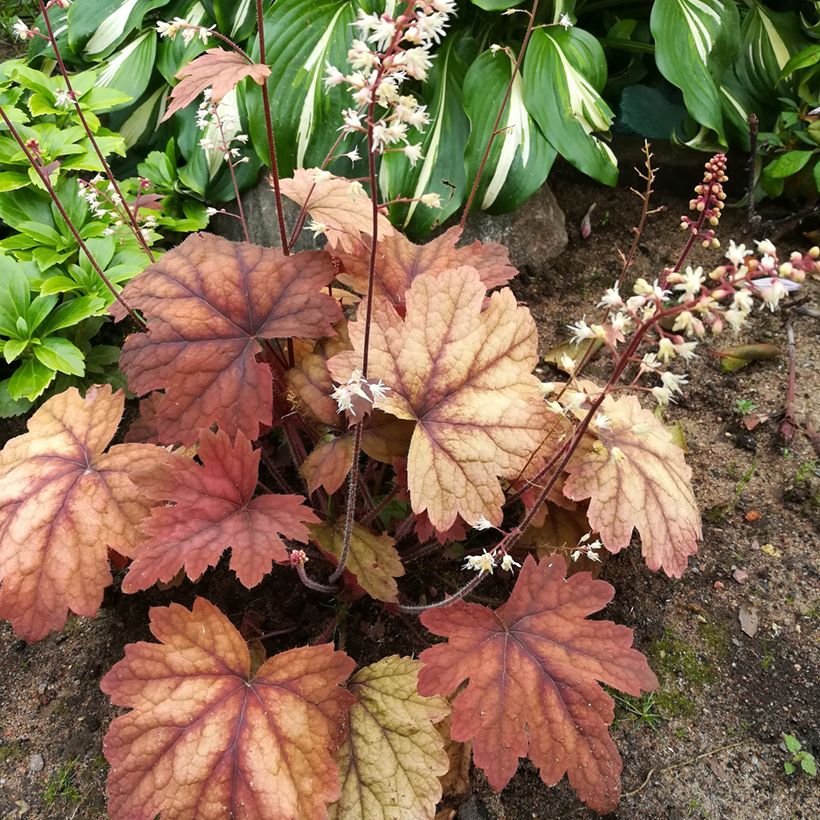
<box><xmin>1</xmin><ymin>2</ymin><xmax>817</xmax><ymax>817</ymax></box>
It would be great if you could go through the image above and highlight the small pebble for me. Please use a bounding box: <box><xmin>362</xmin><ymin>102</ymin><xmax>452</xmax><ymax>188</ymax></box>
<box><xmin>713</xmin><ymin>580</ymin><xmax>724</xmax><ymax>590</ymax></box>
<box><xmin>28</xmin><ymin>753</ymin><xmax>44</xmax><ymax>774</ymax></box>
<box><xmin>733</xmin><ymin>569</ymin><xmax>749</xmax><ymax>584</ymax></box>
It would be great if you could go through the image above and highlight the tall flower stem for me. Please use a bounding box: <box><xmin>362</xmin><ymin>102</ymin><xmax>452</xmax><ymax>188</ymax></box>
<box><xmin>37</xmin><ymin>0</ymin><xmax>155</xmax><ymax>262</ymax></box>
<box><xmin>459</xmin><ymin>0</ymin><xmax>540</xmax><ymax>230</ymax></box>
<box><xmin>0</xmin><ymin>105</ymin><xmax>145</xmax><ymax>328</ymax></box>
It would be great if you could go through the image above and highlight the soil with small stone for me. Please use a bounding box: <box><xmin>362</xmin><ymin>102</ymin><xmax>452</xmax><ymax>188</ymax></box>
<box><xmin>1</xmin><ymin>147</ymin><xmax>818</xmax><ymax>820</ymax></box>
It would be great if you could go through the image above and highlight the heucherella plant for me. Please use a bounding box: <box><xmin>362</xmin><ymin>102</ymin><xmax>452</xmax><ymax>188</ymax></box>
<box><xmin>2</xmin><ymin>4</ymin><xmax>819</xmax><ymax>819</ymax></box>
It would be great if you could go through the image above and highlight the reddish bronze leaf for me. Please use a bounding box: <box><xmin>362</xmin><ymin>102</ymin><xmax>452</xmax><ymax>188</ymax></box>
<box><xmin>162</xmin><ymin>48</ymin><xmax>271</xmax><ymax>121</ymax></box>
<box><xmin>279</xmin><ymin>168</ymin><xmax>393</xmax><ymax>253</ymax></box>
<box><xmin>563</xmin><ymin>394</ymin><xmax>701</xmax><ymax>577</ymax></box>
<box><xmin>116</xmin><ymin>233</ymin><xmax>341</xmax><ymax>446</ymax></box>
<box><xmin>0</xmin><ymin>386</ymin><xmax>170</xmax><ymax>641</ymax></box>
<box><xmin>123</xmin><ymin>430</ymin><xmax>317</xmax><ymax>591</ymax></box>
<box><xmin>329</xmin><ymin>268</ymin><xmax>565</xmax><ymax>530</ymax></box>
<box><xmin>336</xmin><ymin>227</ymin><xmax>517</xmax><ymax>307</ymax></box>
<box><xmin>301</xmin><ymin>435</ymin><xmax>355</xmax><ymax>495</ymax></box>
<box><xmin>418</xmin><ymin>555</ymin><xmax>658</xmax><ymax>814</ymax></box>
<box><xmin>101</xmin><ymin>598</ymin><xmax>355</xmax><ymax>820</ymax></box>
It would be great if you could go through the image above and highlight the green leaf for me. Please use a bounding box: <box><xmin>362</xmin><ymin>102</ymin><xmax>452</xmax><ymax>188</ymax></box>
<box><xmin>244</xmin><ymin>0</ymin><xmax>356</xmax><ymax>175</ymax></box>
<box><xmin>463</xmin><ymin>50</ymin><xmax>556</xmax><ymax>214</ymax></box>
<box><xmin>118</xmin><ymin>86</ymin><xmax>169</xmax><ymax>149</ymax></box>
<box><xmin>0</xmin><ymin>259</ymin><xmax>31</xmax><ymax>324</ymax></box>
<box><xmin>69</xmin><ymin>0</ymin><xmax>169</xmax><ymax>58</ymax></box>
<box><xmin>3</xmin><ymin>339</ymin><xmax>28</xmax><ymax>364</ymax></box>
<box><xmin>651</xmin><ymin>0</ymin><xmax>740</xmax><ymax>144</ymax></box>
<box><xmin>765</xmin><ymin>150</ymin><xmax>814</xmax><ymax>178</ymax></box>
<box><xmin>96</xmin><ymin>30</ymin><xmax>157</xmax><ymax>112</ymax></box>
<box><xmin>784</xmin><ymin>734</ymin><xmax>801</xmax><ymax>754</ymax></box>
<box><xmin>85</xmin><ymin>344</ymin><xmax>122</xmax><ymax>371</ymax></box>
<box><xmin>780</xmin><ymin>45</ymin><xmax>820</xmax><ymax>81</ymax></box>
<box><xmin>33</xmin><ymin>337</ymin><xmax>86</xmax><ymax>377</ymax></box>
<box><xmin>523</xmin><ymin>27</ymin><xmax>617</xmax><ymax>186</ymax></box>
<box><xmin>38</xmin><ymin>276</ymin><xmax>82</xmax><ymax>296</ymax></box>
<box><xmin>0</xmin><ymin>378</ymin><xmax>32</xmax><ymax>417</ymax></box>
<box><xmin>800</xmin><ymin>754</ymin><xmax>817</xmax><ymax>776</ymax></box>
<box><xmin>40</xmin><ymin>296</ymin><xmax>106</xmax><ymax>334</ymax></box>
<box><xmin>381</xmin><ymin>37</ymin><xmax>474</xmax><ymax>238</ymax></box>
<box><xmin>470</xmin><ymin>0</ymin><xmax>522</xmax><ymax>9</ymax></box>
<box><xmin>618</xmin><ymin>84</ymin><xmax>686</xmax><ymax>139</ymax></box>
<box><xmin>784</xmin><ymin>761</ymin><xmax>795</xmax><ymax>775</ymax></box>
<box><xmin>204</xmin><ymin>0</ymin><xmax>256</xmax><ymax>41</ymax></box>
<box><xmin>0</xmin><ymin>171</ymin><xmax>31</xmax><ymax>192</ymax></box>
<box><xmin>157</xmin><ymin>1</ymin><xmax>212</xmax><ymax>84</ymax></box>
<box><xmin>7</xmin><ymin>356</ymin><xmax>55</xmax><ymax>401</ymax></box>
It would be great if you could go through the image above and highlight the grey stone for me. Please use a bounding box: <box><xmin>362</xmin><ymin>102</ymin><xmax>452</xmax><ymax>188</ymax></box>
<box><xmin>457</xmin><ymin>184</ymin><xmax>568</xmax><ymax>276</ymax></box>
<box><xmin>27</xmin><ymin>754</ymin><xmax>43</xmax><ymax>774</ymax></box>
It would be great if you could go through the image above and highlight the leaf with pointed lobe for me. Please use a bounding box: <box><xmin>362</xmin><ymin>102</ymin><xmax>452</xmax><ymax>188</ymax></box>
<box><xmin>279</xmin><ymin>168</ymin><xmax>393</xmax><ymax>254</ymax></box>
<box><xmin>0</xmin><ymin>385</ymin><xmax>171</xmax><ymax>641</ymax></box>
<box><xmin>115</xmin><ymin>233</ymin><xmax>341</xmax><ymax>446</ymax></box>
<box><xmin>328</xmin><ymin>268</ymin><xmax>565</xmax><ymax>531</ymax></box>
<box><xmin>563</xmin><ymin>394</ymin><xmax>701</xmax><ymax>577</ymax></box>
<box><xmin>162</xmin><ymin>47</ymin><xmax>271</xmax><ymax>121</ymax></box>
<box><xmin>122</xmin><ymin>429</ymin><xmax>317</xmax><ymax>591</ymax></box>
<box><xmin>288</xmin><ymin>350</ymin><xmax>341</xmax><ymax>426</ymax></box>
<box><xmin>335</xmin><ymin>227</ymin><xmax>517</xmax><ymax>308</ymax></box>
<box><xmin>101</xmin><ymin>597</ymin><xmax>355</xmax><ymax>820</ymax></box>
<box><xmin>310</xmin><ymin>520</ymin><xmax>404</xmax><ymax>603</ymax></box>
<box><xmin>330</xmin><ymin>655</ymin><xmax>449</xmax><ymax>820</ymax></box>
<box><xmin>301</xmin><ymin>435</ymin><xmax>355</xmax><ymax>495</ymax></box>
<box><xmin>418</xmin><ymin>555</ymin><xmax>658</xmax><ymax>814</ymax></box>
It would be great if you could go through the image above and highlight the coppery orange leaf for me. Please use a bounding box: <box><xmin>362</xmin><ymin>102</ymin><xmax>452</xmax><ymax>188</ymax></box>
<box><xmin>418</xmin><ymin>555</ymin><xmax>658</xmax><ymax>814</ymax></box>
<box><xmin>563</xmin><ymin>394</ymin><xmax>701</xmax><ymax>577</ymax></box>
<box><xmin>116</xmin><ymin>233</ymin><xmax>341</xmax><ymax>446</ymax></box>
<box><xmin>279</xmin><ymin>169</ymin><xmax>393</xmax><ymax>253</ymax></box>
<box><xmin>162</xmin><ymin>48</ymin><xmax>271</xmax><ymax>121</ymax></box>
<box><xmin>101</xmin><ymin>598</ymin><xmax>355</xmax><ymax>820</ymax></box>
<box><xmin>328</xmin><ymin>268</ymin><xmax>565</xmax><ymax>530</ymax></box>
<box><xmin>122</xmin><ymin>430</ymin><xmax>317</xmax><ymax>592</ymax></box>
<box><xmin>0</xmin><ymin>386</ymin><xmax>171</xmax><ymax>641</ymax></box>
<box><xmin>301</xmin><ymin>435</ymin><xmax>355</xmax><ymax>495</ymax></box>
<box><xmin>336</xmin><ymin>227</ymin><xmax>517</xmax><ymax>307</ymax></box>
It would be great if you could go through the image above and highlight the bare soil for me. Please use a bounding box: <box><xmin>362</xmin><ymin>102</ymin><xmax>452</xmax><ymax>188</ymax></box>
<box><xmin>1</xmin><ymin>152</ymin><xmax>818</xmax><ymax>820</ymax></box>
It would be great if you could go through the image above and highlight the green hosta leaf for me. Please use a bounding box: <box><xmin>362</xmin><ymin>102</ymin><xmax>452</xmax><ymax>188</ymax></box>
<box><xmin>764</xmin><ymin>149</ymin><xmax>814</xmax><ymax>178</ymax></box>
<box><xmin>157</xmin><ymin>1</ymin><xmax>212</xmax><ymax>84</ymax></box>
<box><xmin>523</xmin><ymin>27</ymin><xmax>617</xmax><ymax>186</ymax></box>
<box><xmin>117</xmin><ymin>86</ymin><xmax>169</xmax><ymax>149</ymax></box>
<box><xmin>70</xmin><ymin>0</ymin><xmax>170</xmax><ymax>58</ymax></box>
<box><xmin>33</xmin><ymin>337</ymin><xmax>86</xmax><ymax>377</ymax></box>
<box><xmin>95</xmin><ymin>30</ymin><xmax>157</xmax><ymax>112</ymax></box>
<box><xmin>7</xmin><ymin>356</ymin><xmax>55</xmax><ymax>401</ymax></box>
<box><xmin>381</xmin><ymin>37</ymin><xmax>473</xmax><ymax>238</ymax></box>
<box><xmin>618</xmin><ymin>84</ymin><xmax>686</xmax><ymax>139</ymax></box>
<box><xmin>470</xmin><ymin>0</ymin><xmax>523</xmax><ymax>9</ymax></box>
<box><xmin>204</xmin><ymin>0</ymin><xmax>256</xmax><ymax>41</ymax></box>
<box><xmin>463</xmin><ymin>50</ymin><xmax>556</xmax><ymax>214</ymax></box>
<box><xmin>244</xmin><ymin>0</ymin><xmax>356</xmax><ymax>176</ymax></box>
<box><xmin>651</xmin><ymin>0</ymin><xmax>740</xmax><ymax>144</ymax></box>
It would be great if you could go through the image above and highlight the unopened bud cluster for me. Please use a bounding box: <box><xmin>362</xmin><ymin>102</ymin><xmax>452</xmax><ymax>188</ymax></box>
<box><xmin>681</xmin><ymin>153</ymin><xmax>727</xmax><ymax>249</ymax></box>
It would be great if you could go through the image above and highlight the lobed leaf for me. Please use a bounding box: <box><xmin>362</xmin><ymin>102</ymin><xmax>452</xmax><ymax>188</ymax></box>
<box><xmin>0</xmin><ymin>386</ymin><xmax>170</xmax><ymax>641</ymax></box>
<box><xmin>123</xmin><ymin>429</ymin><xmax>317</xmax><ymax>592</ymax></box>
<box><xmin>163</xmin><ymin>47</ymin><xmax>271</xmax><ymax>121</ymax></box>
<box><xmin>301</xmin><ymin>435</ymin><xmax>355</xmax><ymax>495</ymax></box>
<box><xmin>102</xmin><ymin>598</ymin><xmax>355</xmax><ymax>820</ymax></box>
<box><xmin>329</xmin><ymin>267</ymin><xmax>566</xmax><ymax>530</ymax></box>
<box><xmin>330</xmin><ymin>656</ymin><xmax>449</xmax><ymax>820</ymax></box>
<box><xmin>563</xmin><ymin>394</ymin><xmax>701</xmax><ymax>577</ymax></box>
<box><xmin>116</xmin><ymin>233</ymin><xmax>341</xmax><ymax>446</ymax></box>
<box><xmin>418</xmin><ymin>555</ymin><xmax>658</xmax><ymax>813</ymax></box>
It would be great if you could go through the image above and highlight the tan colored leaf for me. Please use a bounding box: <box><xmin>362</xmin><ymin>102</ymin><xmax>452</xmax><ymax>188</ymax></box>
<box><xmin>328</xmin><ymin>268</ymin><xmax>565</xmax><ymax>530</ymax></box>
<box><xmin>311</xmin><ymin>521</ymin><xmax>404</xmax><ymax>603</ymax></box>
<box><xmin>330</xmin><ymin>656</ymin><xmax>449</xmax><ymax>820</ymax></box>
<box><xmin>436</xmin><ymin>713</ymin><xmax>472</xmax><ymax>804</ymax></box>
<box><xmin>301</xmin><ymin>435</ymin><xmax>355</xmax><ymax>495</ymax></box>
<box><xmin>335</xmin><ymin>227</ymin><xmax>517</xmax><ymax>307</ymax></box>
<box><xmin>162</xmin><ymin>48</ymin><xmax>271</xmax><ymax>121</ymax></box>
<box><xmin>563</xmin><ymin>394</ymin><xmax>701</xmax><ymax>577</ymax></box>
<box><xmin>288</xmin><ymin>352</ymin><xmax>340</xmax><ymax>426</ymax></box>
<box><xmin>360</xmin><ymin>411</ymin><xmax>414</xmax><ymax>463</ymax></box>
<box><xmin>543</xmin><ymin>338</ymin><xmax>602</xmax><ymax>373</ymax></box>
<box><xmin>116</xmin><ymin>233</ymin><xmax>341</xmax><ymax>446</ymax></box>
<box><xmin>418</xmin><ymin>556</ymin><xmax>658</xmax><ymax>814</ymax></box>
<box><xmin>101</xmin><ymin>598</ymin><xmax>355</xmax><ymax>820</ymax></box>
<box><xmin>279</xmin><ymin>168</ymin><xmax>393</xmax><ymax>253</ymax></box>
<box><xmin>0</xmin><ymin>386</ymin><xmax>170</xmax><ymax>641</ymax></box>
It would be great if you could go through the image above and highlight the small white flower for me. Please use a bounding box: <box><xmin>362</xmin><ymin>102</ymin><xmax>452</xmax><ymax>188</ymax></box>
<box><xmin>598</xmin><ymin>284</ymin><xmax>623</xmax><ymax>310</ymax></box>
<box><xmin>501</xmin><ymin>554</ymin><xmax>521</xmax><ymax>573</ymax></box>
<box><xmin>349</xmin><ymin>180</ymin><xmax>365</xmax><ymax>199</ymax></box>
<box><xmin>559</xmin><ymin>353</ymin><xmax>576</xmax><ymax>374</ymax></box>
<box><xmin>754</xmin><ymin>277</ymin><xmax>788</xmax><ymax>312</ymax></box>
<box><xmin>732</xmin><ymin>289</ymin><xmax>754</xmax><ymax>314</ymax></box>
<box><xmin>755</xmin><ymin>238</ymin><xmax>776</xmax><ymax>256</ymax></box>
<box><xmin>641</xmin><ymin>352</ymin><xmax>660</xmax><ymax>370</ymax></box>
<box><xmin>661</xmin><ymin>371</ymin><xmax>688</xmax><ymax>395</ymax></box>
<box><xmin>396</xmin><ymin>46</ymin><xmax>433</xmax><ymax>80</ymax></box>
<box><xmin>567</xmin><ymin>318</ymin><xmax>594</xmax><ymax>345</ymax></box>
<box><xmin>309</xmin><ymin>220</ymin><xmax>328</xmax><ymax>238</ymax></box>
<box><xmin>675</xmin><ymin>341</ymin><xmax>698</xmax><ymax>361</ymax></box>
<box><xmin>11</xmin><ymin>19</ymin><xmax>33</xmax><ymax>40</ymax></box>
<box><xmin>651</xmin><ymin>385</ymin><xmax>673</xmax><ymax>406</ymax></box>
<box><xmin>724</xmin><ymin>308</ymin><xmax>746</xmax><ymax>333</ymax></box>
<box><xmin>675</xmin><ymin>265</ymin><xmax>705</xmax><ymax>301</ymax></box>
<box><xmin>324</xmin><ymin>65</ymin><xmax>346</xmax><ymax>88</ymax></box>
<box><xmin>155</xmin><ymin>19</ymin><xmax>182</xmax><ymax>39</ymax></box>
<box><xmin>342</xmin><ymin>147</ymin><xmax>361</xmax><ymax>164</ymax></box>
<box><xmin>53</xmin><ymin>88</ymin><xmax>73</xmax><ymax>108</ymax></box>
<box><xmin>558</xmin><ymin>13</ymin><xmax>573</xmax><ymax>29</ymax></box>
<box><xmin>403</xmin><ymin>143</ymin><xmax>423</xmax><ymax>166</ymax></box>
<box><xmin>725</xmin><ymin>240</ymin><xmax>748</xmax><ymax>267</ymax></box>
<box><xmin>538</xmin><ymin>381</ymin><xmax>556</xmax><ymax>396</ymax></box>
<box><xmin>657</xmin><ymin>337</ymin><xmax>676</xmax><ymax>363</ymax></box>
<box><xmin>473</xmin><ymin>516</ymin><xmax>492</xmax><ymax>531</ymax></box>
<box><xmin>463</xmin><ymin>550</ymin><xmax>496</xmax><ymax>574</ymax></box>
<box><xmin>592</xmin><ymin>413</ymin><xmax>612</xmax><ymax>432</ymax></box>
<box><xmin>420</xmin><ymin>192</ymin><xmax>441</xmax><ymax>208</ymax></box>
<box><xmin>341</xmin><ymin>108</ymin><xmax>364</xmax><ymax>132</ymax></box>
<box><xmin>206</xmin><ymin>207</ymin><xmax>219</xmax><ymax>217</ymax></box>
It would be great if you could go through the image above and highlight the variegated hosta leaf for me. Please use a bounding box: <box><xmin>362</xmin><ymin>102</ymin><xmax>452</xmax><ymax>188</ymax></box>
<box><xmin>463</xmin><ymin>50</ymin><xmax>556</xmax><ymax>214</ymax></box>
<box><xmin>116</xmin><ymin>86</ymin><xmax>169</xmax><ymax>149</ymax></box>
<box><xmin>650</xmin><ymin>0</ymin><xmax>740</xmax><ymax>144</ymax></box>
<box><xmin>244</xmin><ymin>0</ymin><xmax>356</xmax><ymax>176</ymax></box>
<box><xmin>381</xmin><ymin>37</ymin><xmax>474</xmax><ymax>239</ymax></box>
<box><xmin>523</xmin><ymin>27</ymin><xmax>617</xmax><ymax>186</ymax></box>
<box><xmin>68</xmin><ymin>0</ymin><xmax>170</xmax><ymax>59</ymax></box>
<box><xmin>204</xmin><ymin>0</ymin><xmax>257</xmax><ymax>42</ymax></box>
<box><xmin>156</xmin><ymin>0</ymin><xmax>213</xmax><ymax>85</ymax></box>
<box><xmin>95</xmin><ymin>30</ymin><xmax>157</xmax><ymax>113</ymax></box>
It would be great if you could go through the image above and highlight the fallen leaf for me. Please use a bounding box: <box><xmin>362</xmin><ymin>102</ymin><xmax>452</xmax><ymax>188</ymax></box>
<box><xmin>101</xmin><ymin>598</ymin><xmax>355</xmax><ymax>820</ymax></box>
<box><xmin>543</xmin><ymin>339</ymin><xmax>601</xmax><ymax>373</ymax></box>
<box><xmin>300</xmin><ymin>435</ymin><xmax>355</xmax><ymax>495</ymax></box>
<box><xmin>311</xmin><ymin>520</ymin><xmax>404</xmax><ymax>603</ymax></box>
<box><xmin>436</xmin><ymin>713</ymin><xmax>472</xmax><ymax>805</ymax></box>
<box><xmin>0</xmin><ymin>386</ymin><xmax>170</xmax><ymax>641</ymax></box>
<box><xmin>122</xmin><ymin>430</ymin><xmax>317</xmax><ymax>591</ymax></box>
<box><xmin>418</xmin><ymin>555</ymin><xmax>658</xmax><ymax>813</ymax></box>
<box><xmin>330</xmin><ymin>656</ymin><xmax>449</xmax><ymax>820</ymax></box>
<box><xmin>329</xmin><ymin>267</ymin><xmax>566</xmax><ymax>530</ymax></box>
<box><xmin>563</xmin><ymin>394</ymin><xmax>702</xmax><ymax>577</ymax></box>
<box><xmin>116</xmin><ymin>233</ymin><xmax>341</xmax><ymax>446</ymax></box>
<box><xmin>739</xmin><ymin>606</ymin><xmax>760</xmax><ymax>637</ymax></box>
<box><xmin>279</xmin><ymin>168</ymin><xmax>393</xmax><ymax>254</ymax></box>
<box><xmin>335</xmin><ymin>227</ymin><xmax>517</xmax><ymax>307</ymax></box>
<box><xmin>718</xmin><ymin>343</ymin><xmax>780</xmax><ymax>373</ymax></box>
<box><xmin>761</xmin><ymin>543</ymin><xmax>782</xmax><ymax>558</ymax></box>
<box><xmin>580</xmin><ymin>202</ymin><xmax>597</xmax><ymax>239</ymax></box>
<box><xmin>162</xmin><ymin>48</ymin><xmax>271</xmax><ymax>121</ymax></box>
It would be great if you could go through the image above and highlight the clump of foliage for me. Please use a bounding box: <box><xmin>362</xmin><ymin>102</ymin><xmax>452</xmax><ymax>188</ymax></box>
<box><xmin>0</xmin><ymin>2</ymin><xmax>817</xmax><ymax>817</ymax></box>
<box><xmin>782</xmin><ymin>733</ymin><xmax>817</xmax><ymax>777</ymax></box>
